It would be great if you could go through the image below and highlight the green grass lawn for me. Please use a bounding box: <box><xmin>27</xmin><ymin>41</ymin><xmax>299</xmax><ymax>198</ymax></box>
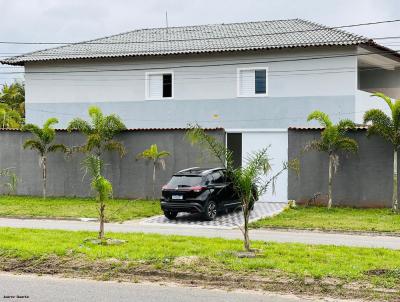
<box><xmin>0</xmin><ymin>196</ymin><xmax>162</xmax><ymax>222</ymax></box>
<box><xmin>0</xmin><ymin>227</ymin><xmax>399</xmax><ymax>297</ymax></box>
<box><xmin>251</xmin><ymin>206</ymin><xmax>400</xmax><ymax>233</ymax></box>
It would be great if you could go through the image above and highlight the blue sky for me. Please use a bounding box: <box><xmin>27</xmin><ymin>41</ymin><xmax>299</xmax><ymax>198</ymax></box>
<box><xmin>1</xmin><ymin>0</ymin><xmax>399</xmax><ymax>83</ymax></box>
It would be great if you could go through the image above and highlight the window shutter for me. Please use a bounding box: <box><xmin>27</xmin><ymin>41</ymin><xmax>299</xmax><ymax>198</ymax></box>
<box><xmin>147</xmin><ymin>74</ymin><xmax>163</xmax><ymax>99</ymax></box>
<box><xmin>239</xmin><ymin>69</ymin><xmax>255</xmax><ymax>96</ymax></box>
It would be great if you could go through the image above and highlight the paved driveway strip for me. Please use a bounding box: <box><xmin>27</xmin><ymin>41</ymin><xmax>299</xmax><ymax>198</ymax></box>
<box><xmin>141</xmin><ymin>202</ymin><xmax>286</xmax><ymax>229</ymax></box>
<box><xmin>0</xmin><ymin>217</ymin><xmax>399</xmax><ymax>249</ymax></box>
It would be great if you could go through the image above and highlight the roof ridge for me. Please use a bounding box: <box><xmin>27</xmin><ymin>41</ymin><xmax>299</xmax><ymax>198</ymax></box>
<box><xmin>2</xmin><ymin>18</ymin><xmax>303</xmax><ymax>61</ymax></box>
<box><xmin>297</xmin><ymin>19</ymin><xmax>370</xmax><ymax>41</ymax></box>
<box><xmin>2</xmin><ymin>18</ymin><xmax>391</xmax><ymax>66</ymax></box>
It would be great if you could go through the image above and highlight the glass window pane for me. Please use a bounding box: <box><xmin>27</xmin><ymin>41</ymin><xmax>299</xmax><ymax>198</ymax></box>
<box><xmin>163</xmin><ymin>74</ymin><xmax>172</xmax><ymax>98</ymax></box>
<box><xmin>255</xmin><ymin>69</ymin><xmax>266</xmax><ymax>94</ymax></box>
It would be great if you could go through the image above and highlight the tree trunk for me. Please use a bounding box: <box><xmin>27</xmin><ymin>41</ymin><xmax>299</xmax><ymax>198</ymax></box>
<box><xmin>98</xmin><ymin>201</ymin><xmax>105</xmax><ymax>240</ymax></box>
<box><xmin>152</xmin><ymin>162</ymin><xmax>156</xmax><ymax>200</ymax></box>
<box><xmin>242</xmin><ymin>201</ymin><xmax>251</xmax><ymax>251</ymax></box>
<box><xmin>42</xmin><ymin>156</ymin><xmax>47</xmax><ymax>200</ymax></box>
<box><xmin>393</xmin><ymin>150</ymin><xmax>399</xmax><ymax>213</ymax></box>
<box><xmin>327</xmin><ymin>154</ymin><xmax>333</xmax><ymax>209</ymax></box>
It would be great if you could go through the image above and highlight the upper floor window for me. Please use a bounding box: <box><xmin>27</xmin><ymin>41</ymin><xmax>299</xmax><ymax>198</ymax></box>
<box><xmin>146</xmin><ymin>71</ymin><xmax>173</xmax><ymax>100</ymax></box>
<box><xmin>237</xmin><ymin>67</ymin><xmax>268</xmax><ymax>97</ymax></box>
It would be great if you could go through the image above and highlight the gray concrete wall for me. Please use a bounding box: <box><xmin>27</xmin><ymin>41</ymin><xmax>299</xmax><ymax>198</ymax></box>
<box><xmin>288</xmin><ymin>129</ymin><xmax>394</xmax><ymax>208</ymax></box>
<box><xmin>0</xmin><ymin>129</ymin><xmax>224</xmax><ymax>199</ymax></box>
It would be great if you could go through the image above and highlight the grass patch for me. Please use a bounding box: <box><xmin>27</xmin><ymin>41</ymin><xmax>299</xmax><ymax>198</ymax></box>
<box><xmin>0</xmin><ymin>227</ymin><xmax>399</xmax><ymax>299</ymax></box>
<box><xmin>250</xmin><ymin>206</ymin><xmax>400</xmax><ymax>234</ymax></box>
<box><xmin>0</xmin><ymin>196</ymin><xmax>162</xmax><ymax>222</ymax></box>
<box><xmin>0</xmin><ymin>227</ymin><xmax>399</xmax><ymax>280</ymax></box>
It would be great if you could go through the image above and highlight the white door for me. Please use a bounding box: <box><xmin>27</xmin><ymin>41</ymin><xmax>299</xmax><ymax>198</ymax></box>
<box><xmin>241</xmin><ymin>131</ymin><xmax>288</xmax><ymax>202</ymax></box>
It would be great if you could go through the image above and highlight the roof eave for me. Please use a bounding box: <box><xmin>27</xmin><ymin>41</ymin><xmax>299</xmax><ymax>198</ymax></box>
<box><xmin>0</xmin><ymin>42</ymin><xmax>366</xmax><ymax>66</ymax></box>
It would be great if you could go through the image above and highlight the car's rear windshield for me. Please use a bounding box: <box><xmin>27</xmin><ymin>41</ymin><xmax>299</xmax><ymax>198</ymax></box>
<box><xmin>166</xmin><ymin>175</ymin><xmax>203</xmax><ymax>188</ymax></box>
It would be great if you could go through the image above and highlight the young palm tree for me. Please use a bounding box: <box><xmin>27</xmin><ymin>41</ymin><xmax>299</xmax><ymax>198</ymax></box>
<box><xmin>82</xmin><ymin>154</ymin><xmax>112</xmax><ymax>240</ymax></box>
<box><xmin>137</xmin><ymin>144</ymin><xmax>170</xmax><ymax>199</ymax></box>
<box><xmin>67</xmin><ymin>106</ymin><xmax>126</xmax><ymax>157</ymax></box>
<box><xmin>68</xmin><ymin>106</ymin><xmax>126</xmax><ymax>239</ymax></box>
<box><xmin>364</xmin><ymin>92</ymin><xmax>400</xmax><ymax>213</ymax></box>
<box><xmin>186</xmin><ymin>125</ymin><xmax>297</xmax><ymax>252</ymax></box>
<box><xmin>306</xmin><ymin>111</ymin><xmax>358</xmax><ymax>209</ymax></box>
<box><xmin>22</xmin><ymin>118</ymin><xmax>67</xmax><ymax>199</ymax></box>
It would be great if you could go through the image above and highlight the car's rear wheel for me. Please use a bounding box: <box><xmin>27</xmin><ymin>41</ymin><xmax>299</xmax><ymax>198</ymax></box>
<box><xmin>164</xmin><ymin>210</ymin><xmax>178</xmax><ymax>220</ymax></box>
<box><xmin>203</xmin><ymin>200</ymin><xmax>217</xmax><ymax>220</ymax></box>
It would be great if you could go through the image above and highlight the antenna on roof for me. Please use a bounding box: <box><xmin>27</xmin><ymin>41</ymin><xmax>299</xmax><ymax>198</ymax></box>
<box><xmin>165</xmin><ymin>11</ymin><xmax>169</xmax><ymax>30</ymax></box>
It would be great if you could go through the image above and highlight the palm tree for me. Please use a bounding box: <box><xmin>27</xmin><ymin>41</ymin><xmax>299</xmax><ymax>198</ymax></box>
<box><xmin>82</xmin><ymin>154</ymin><xmax>112</xmax><ymax>240</ymax></box>
<box><xmin>68</xmin><ymin>106</ymin><xmax>126</xmax><ymax>239</ymax></box>
<box><xmin>306</xmin><ymin>111</ymin><xmax>358</xmax><ymax>209</ymax></box>
<box><xmin>186</xmin><ymin>125</ymin><xmax>297</xmax><ymax>252</ymax></box>
<box><xmin>0</xmin><ymin>81</ymin><xmax>25</xmax><ymax>117</ymax></box>
<box><xmin>364</xmin><ymin>92</ymin><xmax>400</xmax><ymax>213</ymax></box>
<box><xmin>0</xmin><ymin>103</ymin><xmax>23</xmax><ymax>129</ymax></box>
<box><xmin>22</xmin><ymin>118</ymin><xmax>67</xmax><ymax>199</ymax></box>
<box><xmin>137</xmin><ymin>144</ymin><xmax>170</xmax><ymax>199</ymax></box>
<box><xmin>67</xmin><ymin>106</ymin><xmax>126</xmax><ymax>157</ymax></box>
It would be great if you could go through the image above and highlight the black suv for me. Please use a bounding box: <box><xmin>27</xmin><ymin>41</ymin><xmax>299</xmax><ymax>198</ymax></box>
<box><xmin>161</xmin><ymin>167</ymin><xmax>256</xmax><ymax>220</ymax></box>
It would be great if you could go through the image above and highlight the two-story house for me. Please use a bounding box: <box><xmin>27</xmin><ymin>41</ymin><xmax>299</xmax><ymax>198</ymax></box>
<box><xmin>3</xmin><ymin>19</ymin><xmax>400</xmax><ymax>201</ymax></box>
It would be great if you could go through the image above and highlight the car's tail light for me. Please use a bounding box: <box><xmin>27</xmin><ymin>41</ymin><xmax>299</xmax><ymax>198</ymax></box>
<box><xmin>190</xmin><ymin>186</ymin><xmax>206</xmax><ymax>192</ymax></box>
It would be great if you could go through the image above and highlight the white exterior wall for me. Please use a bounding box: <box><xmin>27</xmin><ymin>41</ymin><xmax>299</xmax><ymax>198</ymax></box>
<box><xmin>25</xmin><ymin>47</ymin><xmax>358</xmax><ymax>104</ymax></box>
<box><xmin>236</xmin><ymin>130</ymin><xmax>288</xmax><ymax>202</ymax></box>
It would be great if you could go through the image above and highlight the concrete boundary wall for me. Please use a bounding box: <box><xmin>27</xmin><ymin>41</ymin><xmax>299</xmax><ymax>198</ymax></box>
<box><xmin>0</xmin><ymin>129</ymin><xmax>224</xmax><ymax>198</ymax></box>
<box><xmin>288</xmin><ymin>128</ymin><xmax>395</xmax><ymax>208</ymax></box>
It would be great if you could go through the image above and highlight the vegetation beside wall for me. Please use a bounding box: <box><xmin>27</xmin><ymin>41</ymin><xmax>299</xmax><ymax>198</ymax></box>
<box><xmin>251</xmin><ymin>206</ymin><xmax>400</xmax><ymax>233</ymax></box>
<box><xmin>0</xmin><ymin>196</ymin><xmax>161</xmax><ymax>222</ymax></box>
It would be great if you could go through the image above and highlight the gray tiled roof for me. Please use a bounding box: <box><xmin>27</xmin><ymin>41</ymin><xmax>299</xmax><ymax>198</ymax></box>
<box><xmin>2</xmin><ymin>19</ymin><xmax>373</xmax><ymax>65</ymax></box>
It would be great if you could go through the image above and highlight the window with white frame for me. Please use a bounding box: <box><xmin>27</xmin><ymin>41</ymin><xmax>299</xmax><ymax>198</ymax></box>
<box><xmin>146</xmin><ymin>72</ymin><xmax>173</xmax><ymax>100</ymax></box>
<box><xmin>237</xmin><ymin>68</ymin><xmax>268</xmax><ymax>97</ymax></box>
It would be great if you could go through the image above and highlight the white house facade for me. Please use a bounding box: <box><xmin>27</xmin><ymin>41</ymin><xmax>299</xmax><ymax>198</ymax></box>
<box><xmin>3</xmin><ymin>19</ymin><xmax>400</xmax><ymax>202</ymax></box>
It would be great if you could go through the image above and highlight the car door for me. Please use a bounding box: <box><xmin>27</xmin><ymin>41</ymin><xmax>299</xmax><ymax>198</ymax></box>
<box><xmin>209</xmin><ymin>171</ymin><xmax>227</xmax><ymax>209</ymax></box>
<box><xmin>224</xmin><ymin>172</ymin><xmax>241</xmax><ymax>209</ymax></box>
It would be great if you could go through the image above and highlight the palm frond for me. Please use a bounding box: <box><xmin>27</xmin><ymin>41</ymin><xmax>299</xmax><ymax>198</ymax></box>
<box><xmin>48</xmin><ymin>144</ymin><xmax>67</xmax><ymax>153</ymax></box>
<box><xmin>103</xmin><ymin>114</ymin><xmax>126</xmax><ymax>135</ymax></box>
<box><xmin>307</xmin><ymin>110</ymin><xmax>332</xmax><ymax>127</ymax></box>
<box><xmin>104</xmin><ymin>140</ymin><xmax>126</xmax><ymax>157</ymax></box>
<box><xmin>337</xmin><ymin>119</ymin><xmax>356</xmax><ymax>133</ymax></box>
<box><xmin>82</xmin><ymin>154</ymin><xmax>104</xmax><ymax>179</ymax></box>
<box><xmin>22</xmin><ymin>123</ymin><xmax>42</xmax><ymax>138</ymax></box>
<box><xmin>363</xmin><ymin>109</ymin><xmax>394</xmax><ymax>143</ymax></box>
<box><xmin>304</xmin><ymin>139</ymin><xmax>328</xmax><ymax>152</ymax></box>
<box><xmin>186</xmin><ymin>124</ymin><xmax>231</xmax><ymax>168</ymax></box>
<box><xmin>43</xmin><ymin>117</ymin><xmax>58</xmax><ymax>129</ymax></box>
<box><xmin>392</xmin><ymin>100</ymin><xmax>400</xmax><ymax>130</ymax></box>
<box><xmin>23</xmin><ymin>139</ymin><xmax>45</xmax><ymax>154</ymax></box>
<box><xmin>372</xmin><ymin>92</ymin><xmax>394</xmax><ymax>112</ymax></box>
<box><xmin>67</xmin><ymin>118</ymin><xmax>92</xmax><ymax>134</ymax></box>
<box><xmin>158</xmin><ymin>150</ymin><xmax>170</xmax><ymax>158</ymax></box>
<box><xmin>336</xmin><ymin>137</ymin><xmax>358</xmax><ymax>153</ymax></box>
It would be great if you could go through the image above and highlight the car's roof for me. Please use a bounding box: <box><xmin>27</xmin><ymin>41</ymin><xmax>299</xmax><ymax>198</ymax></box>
<box><xmin>174</xmin><ymin>167</ymin><xmax>225</xmax><ymax>176</ymax></box>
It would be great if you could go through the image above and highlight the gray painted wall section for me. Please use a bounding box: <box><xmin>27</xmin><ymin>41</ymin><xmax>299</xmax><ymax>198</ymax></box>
<box><xmin>288</xmin><ymin>129</ymin><xmax>395</xmax><ymax>208</ymax></box>
<box><xmin>0</xmin><ymin>129</ymin><xmax>224</xmax><ymax>198</ymax></box>
<box><xmin>26</xmin><ymin>95</ymin><xmax>355</xmax><ymax>129</ymax></box>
